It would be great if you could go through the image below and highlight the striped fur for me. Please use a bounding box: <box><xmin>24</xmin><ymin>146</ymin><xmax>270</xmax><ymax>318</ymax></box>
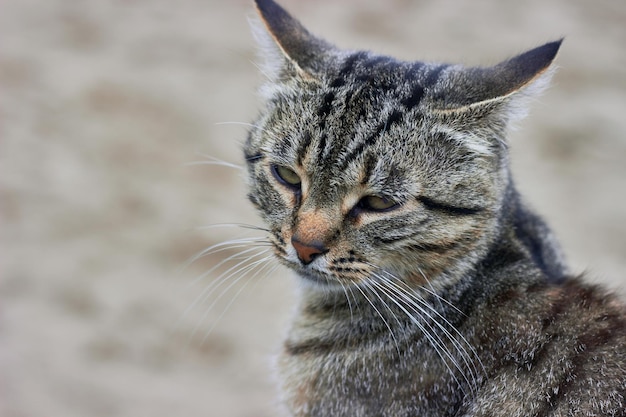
<box><xmin>242</xmin><ymin>1</ymin><xmax>626</xmax><ymax>416</ymax></box>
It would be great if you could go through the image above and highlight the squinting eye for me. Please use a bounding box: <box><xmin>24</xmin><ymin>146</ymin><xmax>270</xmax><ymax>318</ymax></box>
<box><xmin>271</xmin><ymin>164</ymin><xmax>302</xmax><ymax>189</ymax></box>
<box><xmin>357</xmin><ymin>195</ymin><xmax>399</xmax><ymax>212</ymax></box>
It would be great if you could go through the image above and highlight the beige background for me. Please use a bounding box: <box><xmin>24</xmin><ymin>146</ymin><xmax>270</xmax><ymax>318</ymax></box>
<box><xmin>1</xmin><ymin>0</ymin><xmax>625</xmax><ymax>416</ymax></box>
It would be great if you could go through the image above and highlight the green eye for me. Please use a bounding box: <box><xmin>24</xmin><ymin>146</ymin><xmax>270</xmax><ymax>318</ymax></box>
<box><xmin>357</xmin><ymin>195</ymin><xmax>399</xmax><ymax>212</ymax></box>
<box><xmin>271</xmin><ymin>165</ymin><xmax>302</xmax><ymax>189</ymax></box>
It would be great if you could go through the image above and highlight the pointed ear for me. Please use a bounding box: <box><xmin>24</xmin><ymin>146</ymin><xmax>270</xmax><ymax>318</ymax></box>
<box><xmin>252</xmin><ymin>0</ymin><xmax>333</xmax><ymax>82</ymax></box>
<box><xmin>435</xmin><ymin>40</ymin><xmax>563</xmax><ymax>111</ymax></box>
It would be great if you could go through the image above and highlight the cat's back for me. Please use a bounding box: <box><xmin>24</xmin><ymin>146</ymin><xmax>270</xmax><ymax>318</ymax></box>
<box><xmin>460</xmin><ymin>276</ymin><xmax>626</xmax><ymax>416</ymax></box>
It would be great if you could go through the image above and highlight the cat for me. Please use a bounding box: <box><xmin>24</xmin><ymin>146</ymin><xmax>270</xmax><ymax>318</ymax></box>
<box><xmin>239</xmin><ymin>0</ymin><xmax>626</xmax><ymax>415</ymax></box>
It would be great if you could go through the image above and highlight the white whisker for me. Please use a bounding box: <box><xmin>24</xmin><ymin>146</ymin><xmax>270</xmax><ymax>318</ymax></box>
<box><xmin>181</xmin><ymin>239</ymin><xmax>270</xmax><ymax>278</ymax></box>
<box><xmin>372</xmin><ymin>268</ymin><xmax>483</xmax><ymax>377</ymax></box>
<box><xmin>185</xmin><ymin>160</ymin><xmax>243</xmax><ymax>170</ymax></box>
<box><xmin>201</xmin><ymin>253</ymin><xmax>276</xmax><ymax>341</ymax></box>
<box><xmin>368</xmin><ymin>276</ymin><xmax>467</xmax><ymax>393</ymax></box>
<box><xmin>186</xmin><ymin>152</ymin><xmax>244</xmax><ymax>170</ymax></box>
<box><xmin>191</xmin><ymin>251</ymin><xmax>274</xmax><ymax>340</ymax></box>
<box><xmin>215</xmin><ymin>121</ymin><xmax>263</xmax><ymax>129</ymax></box>
<box><xmin>180</xmin><ymin>247</ymin><xmax>270</xmax><ymax>324</ymax></box>
<box><xmin>359</xmin><ymin>262</ymin><xmax>484</xmax><ymax>394</ymax></box>
<box><xmin>353</xmin><ymin>280</ymin><xmax>402</xmax><ymax>356</ymax></box>
<box><xmin>338</xmin><ymin>281</ymin><xmax>355</xmax><ymax>323</ymax></box>
<box><xmin>195</xmin><ymin>223</ymin><xmax>270</xmax><ymax>233</ymax></box>
<box><xmin>415</xmin><ymin>266</ymin><xmax>466</xmax><ymax>316</ymax></box>
<box><xmin>375</xmin><ymin>276</ymin><xmax>478</xmax><ymax>394</ymax></box>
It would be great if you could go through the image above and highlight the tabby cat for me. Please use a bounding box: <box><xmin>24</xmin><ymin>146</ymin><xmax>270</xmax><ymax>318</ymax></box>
<box><xmin>240</xmin><ymin>0</ymin><xmax>626</xmax><ymax>415</ymax></box>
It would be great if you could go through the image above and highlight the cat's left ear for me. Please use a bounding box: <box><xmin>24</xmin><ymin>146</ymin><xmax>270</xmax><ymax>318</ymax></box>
<box><xmin>435</xmin><ymin>40</ymin><xmax>563</xmax><ymax>116</ymax></box>
<box><xmin>251</xmin><ymin>0</ymin><xmax>334</xmax><ymax>84</ymax></box>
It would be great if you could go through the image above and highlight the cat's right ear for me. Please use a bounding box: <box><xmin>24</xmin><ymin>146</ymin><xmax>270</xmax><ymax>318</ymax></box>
<box><xmin>432</xmin><ymin>40</ymin><xmax>563</xmax><ymax>120</ymax></box>
<box><xmin>251</xmin><ymin>0</ymin><xmax>333</xmax><ymax>85</ymax></box>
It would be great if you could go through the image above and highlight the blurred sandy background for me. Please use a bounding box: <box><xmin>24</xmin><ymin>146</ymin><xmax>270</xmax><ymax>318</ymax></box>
<box><xmin>1</xmin><ymin>0</ymin><xmax>624</xmax><ymax>416</ymax></box>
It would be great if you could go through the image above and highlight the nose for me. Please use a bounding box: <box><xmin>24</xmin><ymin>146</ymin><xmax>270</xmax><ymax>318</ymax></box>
<box><xmin>291</xmin><ymin>236</ymin><xmax>328</xmax><ymax>265</ymax></box>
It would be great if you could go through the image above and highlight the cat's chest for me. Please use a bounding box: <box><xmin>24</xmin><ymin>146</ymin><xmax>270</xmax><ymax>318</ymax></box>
<box><xmin>277</xmin><ymin>331</ymin><xmax>462</xmax><ymax>417</ymax></box>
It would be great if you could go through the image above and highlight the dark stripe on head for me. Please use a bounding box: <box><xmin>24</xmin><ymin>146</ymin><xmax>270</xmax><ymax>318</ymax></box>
<box><xmin>338</xmin><ymin>109</ymin><xmax>404</xmax><ymax>170</ymax></box>
<box><xmin>296</xmin><ymin>131</ymin><xmax>312</xmax><ymax>165</ymax></box>
<box><xmin>277</xmin><ymin>134</ymin><xmax>292</xmax><ymax>157</ymax></box>
<box><xmin>316</xmin><ymin>132</ymin><xmax>328</xmax><ymax>161</ymax></box>
<box><xmin>318</xmin><ymin>92</ymin><xmax>335</xmax><ymax>118</ymax></box>
<box><xmin>386</xmin><ymin>109</ymin><xmax>402</xmax><ymax>126</ymax></box>
<box><xmin>330</xmin><ymin>52</ymin><xmax>367</xmax><ymax>88</ymax></box>
<box><xmin>419</xmin><ymin>196</ymin><xmax>483</xmax><ymax>216</ymax></box>
<box><xmin>423</xmin><ymin>64</ymin><xmax>448</xmax><ymax>88</ymax></box>
<box><xmin>317</xmin><ymin>91</ymin><xmax>336</xmax><ymax>131</ymax></box>
<box><xmin>355</xmin><ymin>57</ymin><xmax>398</xmax><ymax>89</ymax></box>
<box><xmin>399</xmin><ymin>63</ymin><xmax>427</xmax><ymax>110</ymax></box>
<box><xmin>401</xmin><ymin>85</ymin><xmax>425</xmax><ymax>109</ymax></box>
<box><xmin>404</xmin><ymin>62</ymin><xmax>425</xmax><ymax>81</ymax></box>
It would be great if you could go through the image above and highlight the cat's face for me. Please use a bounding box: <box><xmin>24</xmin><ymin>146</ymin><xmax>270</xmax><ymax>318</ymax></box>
<box><xmin>245</xmin><ymin>57</ymin><xmax>505</xmax><ymax>288</ymax></box>
<box><xmin>246</xmin><ymin>0</ymin><xmax>559</xmax><ymax>290</ymax></box>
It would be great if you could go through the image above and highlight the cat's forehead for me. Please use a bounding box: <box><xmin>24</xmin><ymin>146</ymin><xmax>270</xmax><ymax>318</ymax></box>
<box><xmin>259</xmin><ymin>57</ymin><xmax>453</xmax><ymax>184</ymax></box>
<box><xmin>325</xmin><ymin>51</ymin><xmax>446</xmax><ymax>96</ymax></box>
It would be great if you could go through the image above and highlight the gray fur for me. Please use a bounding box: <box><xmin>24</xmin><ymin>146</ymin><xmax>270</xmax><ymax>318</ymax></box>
<box><xmin>243</xmin><ymin>0</ymin><xmax>626</xmax><ymax>415</ymax></box>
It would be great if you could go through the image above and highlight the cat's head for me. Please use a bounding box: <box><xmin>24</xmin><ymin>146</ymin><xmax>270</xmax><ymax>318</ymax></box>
<box><xmin>245</xmin><ymin>0</ymin><xmax>560</xmax><ymax>290</ymax></box>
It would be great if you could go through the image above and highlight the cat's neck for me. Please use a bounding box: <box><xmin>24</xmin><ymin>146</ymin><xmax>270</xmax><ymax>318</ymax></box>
<box><xmin>488</xmin><ymin>182</ymin><xmax>569</xmax><ymax>282</ymax></box>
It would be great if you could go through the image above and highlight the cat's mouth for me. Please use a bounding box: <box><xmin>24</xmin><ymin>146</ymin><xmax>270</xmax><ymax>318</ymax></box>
<box><xmin>273</xmin><ymin>251</ymin><xmax>347</xmax><ymax>287</ymax></box>
<box><xmin>280</xmin><ymin>254</ymin><xmax>375</xmax><ymax>289</ymax></box>
<box><xmin>268</xmin><ymin>231</ymin><xmax>370</xmax><ymax>287</ymax></box>
<box><xmin>283</xmin><ymin>258</ymin><xmax>338</xmax><ymax>287</ymax></box>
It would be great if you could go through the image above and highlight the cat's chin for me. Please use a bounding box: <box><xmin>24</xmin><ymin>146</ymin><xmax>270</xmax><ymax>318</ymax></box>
<box><xmin>294</xmin><ymin>269</ymin><xmax>345</xmax><ymax>290</ymax></box>
<box><xmin>296</xmin><ymin>270</ymin><xmax>333</xmax><ymax>285</ymax></box>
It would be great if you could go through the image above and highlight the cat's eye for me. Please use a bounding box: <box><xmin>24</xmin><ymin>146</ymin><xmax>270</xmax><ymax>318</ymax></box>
<box><xmin>271</xmin><ymin>164</ymin><xmax>302</xmax><ymax>189</ymax></box>
<box><xmin>357</xmin><ymin>195</ymin><xmax>399</xmax><ymax>212</ymax></box>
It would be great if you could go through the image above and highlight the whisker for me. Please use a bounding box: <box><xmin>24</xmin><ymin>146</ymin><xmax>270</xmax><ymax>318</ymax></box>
<box><xmin>353</xmin><ymin>280</ymin><xmax>402</xmax><ymax>356</ymax></box>
<box><xmin>186</xmin><ymin>152</ymin><xmax>244</xmax><ymax>170</ymax></box>
<box><xmin>369</xmin><ymin>270</ymin><xmax>483</xmax><ymax>394</ymax></box>
<box><xmin>362</xmin><ymin>263</ymin><xmax>483</xmax><ymax>392</ymax></box>
<box><xmin>200</xmin><ymin>253</ymin><xmax>276</xmax><ymax>341</ymax></box>
<box><xmin>185</xmin><ymin>160</ymin><xmax>243</xmax><ymax>170</ymax></box>
<box><xmin>368</xmin><ymin>276</ymin><xmax>467</xmax><ymax>394</ymax></box>
<box><xmin>195</xmin><ymin>223</ymin><xmax>270</xmax><ymax>233</ymax></box>
<box><xmin>378</xmin><ymin>277</ymin><xmax>477</xmax><ymax>392</ymax></box>
<box><xmin>338</xmin><ymin>281</ymin><xmax>354</xmax><ymax>323</ymax></box>
<box><xmin>372</xmin><ymin>268</ymin><xmax>482</xmax><ymax>371</ymax></box>
<box><xmin>367</xmin><ymin>263</ymin><xmax>466</xmax><ymax>317</ymax></box>
<box><xmin>191</xmin><ymin>251</ymin><xmax>274</xmax><ymax>340</ymax></box>
<box><xmin>415</xmin><ymin>266</ymin><xmax>465</xmax><ymax>316</ymax></box>
<box><xmin>181</xmin><ymin>239</ymin><xmax>270</xmax><ymax>278</ymax></box>
<box><xmin>180</xmin><ymin>247</ymin><xmax>270</xmax><ymax>324</ymax></box>
<box><xmin>215</xmin><ymin>121</ymin><xmax>263</xmax><ymax>129</ymax></box>
<box><xmin>415</xmin><ymin>265</ymin><xmax>445</xmax><ymax>313</ymax></box>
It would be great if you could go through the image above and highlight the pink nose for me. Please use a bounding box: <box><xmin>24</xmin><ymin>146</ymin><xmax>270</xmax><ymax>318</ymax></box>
<box><xmin>291</xmin><ymin>236</ymin><xmax>328</xmax><ymax>265</ymax></box>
